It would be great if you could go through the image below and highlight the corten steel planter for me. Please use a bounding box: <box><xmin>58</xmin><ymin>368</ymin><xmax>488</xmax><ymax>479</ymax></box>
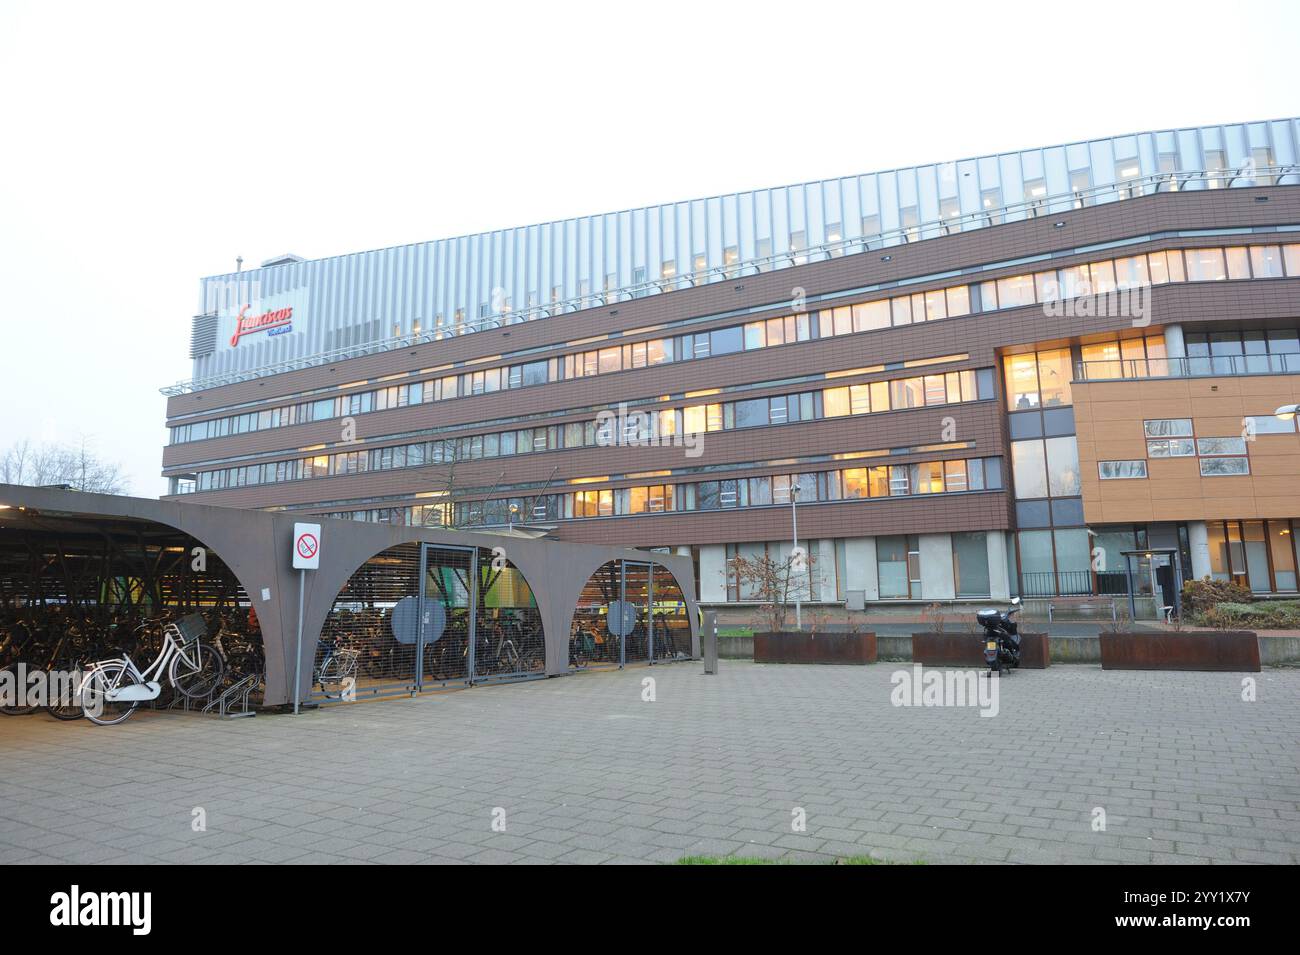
<box><xmin>753</xmin><ymin>631</ymin><xmax>876</xmax><ymax>664</ymax></box>
<box><xmin>911</xmin><ymin>632</ymin><xmax>1050</xmax><ymax>668</ymax></box>
<box><xmin>1100</xmin><ymin>631</ymin><xmax>1260</xmax><ymax>672</ymax></box>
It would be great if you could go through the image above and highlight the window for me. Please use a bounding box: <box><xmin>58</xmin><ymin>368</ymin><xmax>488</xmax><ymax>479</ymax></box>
<box><xmin>923</xmin><ymin>375</ymin><xmax>946</xmax><ymax>407</ymax></box>
<box><xmin>1017</xmin><ymin>530</ymin><xmax>1054</xmax><ymax>594</ymax></box>
<box><xmin>1036</xmin><ymin>349</ymin><xmax>1072</xmax><ymax>407</ymax></box>
<box><xmin>1099</xmin><ymin>460</ymin><xmax>1148</xmax><ymax>479</ymax></box>
<box><xmin>710</xmin><ymin>325</ymin><xmax>744</xmax><ymax>355</ymax></box>
<box><xmin>1004</xmin><ymin>353</ymin><xmax>1039</xmax><ymax>409</ymax></box>
<box><xmin>1147</xmin><ymin>438</ymin><xmax>1196</xmax><ymax>457</ymax></box>
<box><xmin>842</xmin><ymin>468</ymin><xmax>870</xmax><ymax>499</ymax></box>
<box><xmin>1143</xmin><ymin>418</ymin><xmax>1193</xmax><ymax>438</ymax></box>
<box><xmin>890</xmin><ymin>377</ymin><xmax>924</xmax><ymax>410</ymax></box>
<box><xmin>734</xmin><ymin>398</ymin><xmax>769</xmax><ymax>429</ymax></box>
<box><xmin>996</xmin><ymin>275</ymin><xmax>1035</xmax><ymax>308</ymax></box>
<box><xmin>828</xmin><ymin>306</ymin><xmax>853</xmax><ymax>336</ymax></box>
<box><xmin>849</xmin><ymin>384</ymin><xmax>871</xmax><ymax>415</ymax></box>
<box><xmin>1270</xmin><ymin>522</ymin><xmax>1298</xmax><ymax>591</ymax></box>
<box><xmin>1045</xmin><ymin>436</ymin><xmax>1081</xmax><ymax>496</ymax></box>
<box><xmin>789</xmin><ymin>231</ymin><xmax>806</xmax><ymax>263</ymax></box>
<box><xmin>851</xmin><ymin>300</ymin><xmax>890</xmax><ymax>331</ymax></box>
<box><xmin>1225</xmin><ymin>247</ymin><xmax>1251</xmax><ymax>280</ymax></box>
<box><xmin>900</xmin><ymin>207</ymin><xmax>919</xmax><ymax>242</ymax></box>
<box><xmin>945</xmin><ymin>285</ymin><xmax>971</xmax><ymax>318</ymax></box>
<box><xmin>890</xmin><ymin>296</ymin><xmax>912</xmax><ymax>326</ymax></box>
<box><xmin>1199</xmin><ymin>457</ymin><xmax>1249</xmax><ymax>476</ymax></box>
<box><xmin>981</xmin><ymin>188</ymin><xmax>1002</xmax><ymax>222</ymax></box>
<box><xmin>1197</xmin><ymin>436</ymin><xmax>1247</xmax><ymax>456</ymax></box>
<box><xmin>1185</xmin><ymin>248</ymin><xmax>1226</xmax><ymax>282</ymax></box>
<box><xmin>1244</xmin><ymin>415</ymin><xmax>1296</xmax><ymax>436</ymax></box>
<box><xmin>944</xmin><ymin>459</ymin><xmax>968</xmax><ymax>492</ymax></box>
<box><xmin>876</xmin><ymin>536</ymin><xmax>910</xmax><ymax>598</ymax></box>
<box><xmin>1012</xmin><ymin>440</ymin><xmax>1049</xmax><ymax>498</ymax></box>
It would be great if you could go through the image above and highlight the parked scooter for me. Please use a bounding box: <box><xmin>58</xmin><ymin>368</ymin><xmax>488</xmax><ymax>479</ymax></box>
<box><xmin>976</xmin><ymin>597</ymin><xmax>1022</xmax><ymax>676</ymax></box>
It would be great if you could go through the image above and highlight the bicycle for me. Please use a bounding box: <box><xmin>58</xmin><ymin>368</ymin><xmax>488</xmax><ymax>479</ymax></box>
<box><xmin>80</xmin><ymin>613</ymin><xmax>226</xmax><ymax>726</ymax></box>
<box><xmin>0</xmin><ymin>620</ymin><xmax>41</xmax><ymax>716</ymax></box>
<box><xmin>314</xmin><ymin>635</ymin><xmax>360</xmax><ymax>700</ymax></box>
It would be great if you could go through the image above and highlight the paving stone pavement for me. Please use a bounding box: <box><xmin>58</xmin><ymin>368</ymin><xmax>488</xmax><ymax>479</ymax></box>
<box><xmin>0</xmin><ymin>662</ymin><xmax>1296</xmax><ymax>865</ymax></box>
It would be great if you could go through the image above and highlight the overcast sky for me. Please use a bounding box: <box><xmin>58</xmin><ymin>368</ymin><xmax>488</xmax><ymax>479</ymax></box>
<box><xmin>1</xmin><ymin>0</ymin><xmax>1297</xmax><ymax>497</ymax></box>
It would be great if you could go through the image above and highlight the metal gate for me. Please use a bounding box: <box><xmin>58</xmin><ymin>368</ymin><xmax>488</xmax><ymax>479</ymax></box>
<box><xmin>417</xmin><ymin>544</ymin><xmax>545</xmax><ymax>688</ymax></box>
<box><xmin>315</xmin><ymin>542</ymin><xmax>423</xmax><ymax>702</ymax></box>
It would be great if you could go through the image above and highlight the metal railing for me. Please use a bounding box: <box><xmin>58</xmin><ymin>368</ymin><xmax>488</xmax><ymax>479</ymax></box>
<box><xmin>1075</xmin><ymin>352</ymin><xmax>1300</xmax><ymax>382</ymax></box>
<box><xmin>1020</xmin><ymin>570</ymin><xmax>1131</xmax><ymax>598</ymax></box>
<box><xmin>161</xmin><ymin>165</ymin><xmax>1300</xmax><ymax>396</ymax></box>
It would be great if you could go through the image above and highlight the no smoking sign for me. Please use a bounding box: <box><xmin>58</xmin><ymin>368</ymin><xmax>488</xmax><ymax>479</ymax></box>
<box><xmin>292</xmin><ymin>522</ymin><xmax>321</xmax><ymax>570</ymax></box>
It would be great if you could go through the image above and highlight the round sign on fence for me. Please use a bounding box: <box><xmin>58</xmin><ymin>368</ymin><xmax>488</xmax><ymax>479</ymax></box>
<box><xmin>605</xmin><ymin>600</ymin><xmax>638</xmax><ymax>638</ymax></box>
<box><xmin>390</xmin><ymin>596</ymin><xmax>447</xmax><ymax>646</ymax></box>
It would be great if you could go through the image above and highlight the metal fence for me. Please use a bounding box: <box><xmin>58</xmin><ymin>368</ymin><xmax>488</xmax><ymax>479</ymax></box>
<box><xmin>570</xmin><ymin>560</ymin><xmax>691</xmax><ymax>670</ymax></box>
<box><xmin>1020</xmin><ymin>570</ymin><xmax>1130</xmax><ymax>597</ymax></box>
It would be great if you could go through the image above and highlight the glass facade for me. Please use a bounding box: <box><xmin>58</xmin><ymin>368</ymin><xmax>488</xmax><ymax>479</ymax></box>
<box><xmin>186</xmin><ymin>118</ymin><xmax>1300</xmax><ymax>388</ymax></box>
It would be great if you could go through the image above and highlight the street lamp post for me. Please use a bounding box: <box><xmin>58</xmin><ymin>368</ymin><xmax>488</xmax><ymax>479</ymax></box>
<box><xmin>1275</xmin><ymin>403</ymin><xmax>1299</xmax><ymax>422</ymax></box>
<box><xmin>791</xmin><ymin>484</ymin><xmax>802</xmax><ymax>631</ymax></box>
<box><xmin>508</xmin><ymin>502</ymin><xmax>519</xmax><ymax>531</ymax></box>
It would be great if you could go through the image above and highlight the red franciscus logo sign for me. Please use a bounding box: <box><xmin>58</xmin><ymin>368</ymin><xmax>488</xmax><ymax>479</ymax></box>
<box><xmin>230</xmin><ymin>303</ymin><xmax>294</xmax><ymax>346</ymax></box>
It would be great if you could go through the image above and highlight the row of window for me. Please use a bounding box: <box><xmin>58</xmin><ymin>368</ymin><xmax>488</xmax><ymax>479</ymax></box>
<box><xmin>181</xmin><ymin>368</ymin><xmax>994</xmax><ymax>492</ymax></box>
<box><xmin>1099</xmin><ymin>458</ymin><xmax>1251</xmax><ymax>479</ymax></box>
<box><xmin>444</xmin><ymin>457</ymin><xmax>1003</xmax><ymax>526</ymax></box>
<box><xmin>723</xmin><ymin>531</ymin><xmax>995</xmax><ymax>601</ymax></box>
<box><xmin>170</xmin><ymin>239</ymin><xmax>1300</xmax><ymax>445</ymax></box>
<box><xmin>1097</xmin><ymin>414</ymin><xmax>1297</xmax><ymax>479</ymax></box>
<box><xmin>976</xmin><ymin>244</ymin><xmax>1299</xmax><ymax>313</ymax></box>
<box><xmin>1207</xmin><ymin>519</ymin><xmax>1300</xmax><ymax>593</ymax></box>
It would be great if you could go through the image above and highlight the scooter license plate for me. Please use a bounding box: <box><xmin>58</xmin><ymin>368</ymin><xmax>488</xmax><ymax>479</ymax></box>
<box><xmin>985</xmin><ymin>641</ymin><xmax>997</xmax><ymax>651</ymax></box>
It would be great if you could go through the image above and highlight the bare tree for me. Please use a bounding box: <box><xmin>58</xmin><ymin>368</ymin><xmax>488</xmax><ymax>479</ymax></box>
<box><xmin>0</xmin><ymin>438</ymin><xmax>129</xmax><ymax>494</ymax></box>
<box><xmin>728</xmin><ymin>549</ymin><xmax>821</xmax><ymax>633</ymax></box>
<box><xmin>413</xmin><ymin>440</ymin><xmax>470</xmax><ymax>529</ymax></box>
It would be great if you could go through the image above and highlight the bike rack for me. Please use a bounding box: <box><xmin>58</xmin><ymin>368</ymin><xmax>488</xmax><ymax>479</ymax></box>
<box><xmin>150</xmin><ymin>673</ymin><xmax>261</xmax><ymax>719</ymax></box>
<box><xmin>203</xmin><ymin>672</ymin><xmax>261</xmax><ymax>719</ymax></box>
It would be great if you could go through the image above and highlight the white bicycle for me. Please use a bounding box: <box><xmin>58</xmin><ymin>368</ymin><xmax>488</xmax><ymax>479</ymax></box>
<box><xmin>80</xmin><ymin>614</ymin><xmax>226</xmax><ymax>726</ymax></box>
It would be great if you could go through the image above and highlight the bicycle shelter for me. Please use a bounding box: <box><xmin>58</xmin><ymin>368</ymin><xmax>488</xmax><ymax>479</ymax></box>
<box><xmin>0</xmin><ymin>483</ymin><xmax>700</xmax><ymax>722</ymax></box>
<box><xmin>0</xmin><ymin>495</ymin><xmax>268</xmax><ymax>710</ymax></box>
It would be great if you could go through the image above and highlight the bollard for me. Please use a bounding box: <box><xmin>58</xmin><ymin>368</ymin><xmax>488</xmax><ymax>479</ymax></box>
<box><xmin>703</xmin><ymin>611</ymin><xmax>719</xmax><ymax>675</ymax></box>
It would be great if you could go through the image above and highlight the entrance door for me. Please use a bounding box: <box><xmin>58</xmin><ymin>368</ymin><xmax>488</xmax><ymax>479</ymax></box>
<box><xmin>1154</xmin><ymin>557</ymin><xmax>1177</xmax><ymax>615</ymax></box>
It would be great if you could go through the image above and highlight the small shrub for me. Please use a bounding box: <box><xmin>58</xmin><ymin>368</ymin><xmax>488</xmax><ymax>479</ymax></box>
<box><xmin>922</xmin><ymin>602</ymin><xmax>947</xmax><ymax>634</ymax></box>
<box><xmin>1182</xmin><ymin>577</ymin><xmax>1252</xmax><ymax>616</ymax></box>
<box><xmin>1200</xmin><ymin>606</ymin><xmax>1240</xmax><ymax>631</ymax></box>
<box><xmin>1103</xmin><ymin>604</ymin><xmax>1132</xmax><ymax>633</ymax></box>
<box><xmin>1210</xmin><ymin>601</ymin><xmax>1300</xmax><ymax>630</ymax></box>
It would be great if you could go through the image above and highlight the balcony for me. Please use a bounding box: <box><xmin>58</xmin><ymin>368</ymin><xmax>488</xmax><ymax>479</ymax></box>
<box><xmin>1075</xmin><ymin>353</ymin><xmax>1300</xmax><ymax>382</ymax></box>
